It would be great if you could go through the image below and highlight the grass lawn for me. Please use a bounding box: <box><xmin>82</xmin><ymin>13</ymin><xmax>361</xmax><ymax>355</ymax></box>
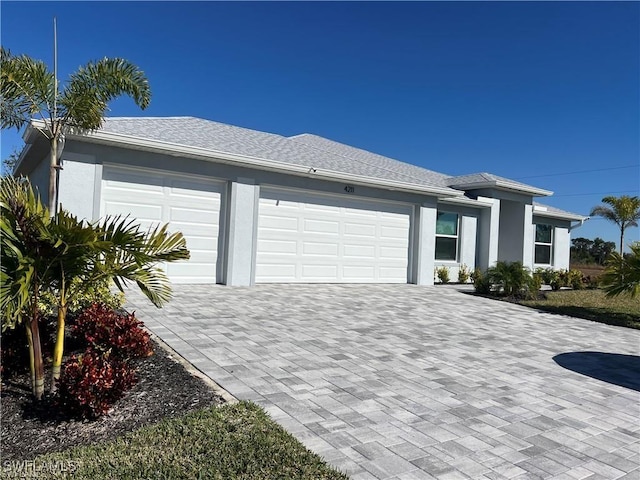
<box><xmin>521</xmin><ymin>289</ymin><xmax>640</xmax><ymax>330</ymax></box>
<box><xmin>5</xmin><ymin>402</ymin><xmax>348</xmax><ymax>480</ymax></box>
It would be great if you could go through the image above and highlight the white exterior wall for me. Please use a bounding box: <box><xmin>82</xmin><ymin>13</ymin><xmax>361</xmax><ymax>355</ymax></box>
<box><xmin>477</xmin><ymin>197</ymin><xmax>500</xmax><ymax>271</ymax></box>
<box><xmin>28</xmin><ymin>156</ymin><xmax>50</xmax><ymax>207</ymax></box>
<box><xmin>498</xmin><ymin>200</ymin><xmax>526</xmax><ymax>264</ymax></box>
<box><xmin>225</xmin><ymin>180</ymin><xmax>259</xmax><ymax>286</ymax></box>
<box><xmin>522</xmin><ymin>204</ymin><xmax>534</xmax><ymax>270</ymax></box>
<box><xmin>58</xmin><ymin>152</ymin><xmax>99</xmax><ymax>221</ymax></box>
<box><xmin>460</xmin><ymin>215</ymin><xmax>477</xmax><ymax>272</ymax></box>
<box><xmin>553</xmin><ymin>226</ymin><xmax>571</xmax><ymax>270</ymax></box>
<box><xmin>412</xmin><ymin>200</ymin><xmax>437</xmax><ymax>286</ymax></box>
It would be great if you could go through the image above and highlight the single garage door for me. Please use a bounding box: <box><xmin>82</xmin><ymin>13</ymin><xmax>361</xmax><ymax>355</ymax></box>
<box><xmin>256</xmin><ymin>188</ymin><xmax>411</xmax><ymax>283</ymax></box>
<box><xmin>101</xmin><ymin>165</ymin><xmax>224</xmax><ymax>284</ymax></box>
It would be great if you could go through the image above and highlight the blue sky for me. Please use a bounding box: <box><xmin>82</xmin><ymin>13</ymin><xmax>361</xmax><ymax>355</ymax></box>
<box><xmin>1</xmin><ymin>1</ymin><xmax>638</xmax><ymax>248</ymax></box>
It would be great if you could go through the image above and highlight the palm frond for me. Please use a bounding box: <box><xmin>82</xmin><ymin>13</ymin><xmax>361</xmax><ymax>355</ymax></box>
<box><xmin>0</xmin><ymin>47</ymin><xmax>55</xmax><ymax>132</ymax></box>
<box><xmin>59</xmin><ymin>57</ymin><xmax>150</xmax><ymax>131</ymax></box>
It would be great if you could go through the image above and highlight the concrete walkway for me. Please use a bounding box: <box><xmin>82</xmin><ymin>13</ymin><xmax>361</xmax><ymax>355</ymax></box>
<box><xmin>127</xmin><ymin>285</ymin><xmax>640</xmax><ymax>479</ymax></box>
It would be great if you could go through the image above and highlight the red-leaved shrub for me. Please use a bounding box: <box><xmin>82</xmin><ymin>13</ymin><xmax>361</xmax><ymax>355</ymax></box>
<box><xmin>57</xmin><ymin>348</ymin><xmax>137</xmax><ymax>418</ymax></box>
<box><xmin>73</xmin><ymin>303</ymin><xmax>153</xmax><ymax>360</ymax></box>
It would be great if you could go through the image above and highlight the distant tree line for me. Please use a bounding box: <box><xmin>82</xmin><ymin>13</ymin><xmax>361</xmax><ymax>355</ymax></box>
<box><xmin>570</xmin><ymin>237</ymin><xmax>616</xmax><ymax>265</ymax></box>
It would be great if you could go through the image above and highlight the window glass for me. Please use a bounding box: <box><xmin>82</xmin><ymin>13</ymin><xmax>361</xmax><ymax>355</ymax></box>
<box><xmin>535</xmin><ymin>224</ymin><xmax>552</xmax><ymax>244</ymax></box>
<box><xmin>436</xmin><ymin>212</ymin><xmax>458</xmax><ymax>236</ymax></box>
<box><xmin>435</xmin><ymin>237</ymin><xmax>457</xmax><ymax>261</ymax></box>
<box><xmin>535</xmin><ymin>245</ymin><xmax>551</xmax><ymax>264</ymax></box>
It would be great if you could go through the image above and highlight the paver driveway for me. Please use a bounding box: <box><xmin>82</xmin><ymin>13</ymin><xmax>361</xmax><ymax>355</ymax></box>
<box><xmin>127</xmin><ymin>285</ymin><xmax>640</xmax><ymax>479</ymax></box>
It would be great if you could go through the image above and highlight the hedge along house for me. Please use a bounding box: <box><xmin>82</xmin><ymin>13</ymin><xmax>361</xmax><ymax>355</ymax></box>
<box><xmin>15</xmin><ymin>117</ymin><xmax>587</xmax><ymax>286</ymax></box>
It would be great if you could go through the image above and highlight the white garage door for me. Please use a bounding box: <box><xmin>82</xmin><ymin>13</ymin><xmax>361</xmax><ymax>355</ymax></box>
<box><xmin>256</xmin><ymin>188</ymin><xmax>411</xmax><ymax>283</ymax></box>
<box><xmin>101</xmin><ymin>166</ymin><xmax>223</xmax><ymax>284</ymax></box>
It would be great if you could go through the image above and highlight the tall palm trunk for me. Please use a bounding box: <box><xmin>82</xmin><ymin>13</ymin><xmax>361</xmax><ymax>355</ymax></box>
<box><xmin>26</xmin><ymin>287</ymin><xmax>45</xmax><ymax>400</ymax></box>
<box><xmin>49</xmin><ymin>136</ymin><xmax>58</xmax><ymax>215</ymax></box>
<box><xmin>51</xmin><ymin>279</ymin><xmax>67</xmax><ymax>393</ymax></box>
<box><xmin>620</xmin><ymin>226</ymin><xmax>625</xmax><ymax>255</ymax></box>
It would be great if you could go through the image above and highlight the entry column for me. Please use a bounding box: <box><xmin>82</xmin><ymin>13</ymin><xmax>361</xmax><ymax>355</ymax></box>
<box><xmin>225</xmin><ymin>179</ymin><xmax>260</xmax><ymax>286</ymax></box>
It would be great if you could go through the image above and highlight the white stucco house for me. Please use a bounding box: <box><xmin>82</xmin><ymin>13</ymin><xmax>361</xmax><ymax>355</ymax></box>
<box><xmin>14</xmin><ymin>116</ymin><xmax>586</xmax><ymax>286</ymax></box>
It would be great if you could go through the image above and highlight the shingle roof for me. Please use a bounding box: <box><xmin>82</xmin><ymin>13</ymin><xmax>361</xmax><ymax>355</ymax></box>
<box><xmin>446</xmin><ymin>172</ymin><xmax>553</xmax><ymax>196</ymax></box>
<box><xmin>94</xmin><ymin>117</ymin><xmax>576</xmax><ymax>214</ymax></box>
<box><xmin>288</xmin><ymin>134</ymin><xmax>451</xmax><ymax>187</ymax></box>
<box><xmin>533</xmin><ymin>202</ymin><xmax>587</xmax><ymax>221</ymax></box>
<box><xmin>99</xmin><ymin>117</ymin><xmax>455</xmax><ymax>192</ymax></box>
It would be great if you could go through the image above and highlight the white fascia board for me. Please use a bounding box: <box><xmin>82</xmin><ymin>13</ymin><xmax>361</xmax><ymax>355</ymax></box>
<box><xmin>438</xmin><ymin>196</ymin><xmax>493</xmax><ymax>208</ymax></box>
<box><xmin>451</xmin><ymin>180</ymin><xmax>552</xmax><ymax>197</ymax></box>
<box><xmin>533</xmin><ymin>209</ymin><xmax>587</xmax><ymax>221</ymax></box>
<box><xmin>52</xmin><ymin>124</ymin><xmax>463</xmax><ymax>198</ymax></box>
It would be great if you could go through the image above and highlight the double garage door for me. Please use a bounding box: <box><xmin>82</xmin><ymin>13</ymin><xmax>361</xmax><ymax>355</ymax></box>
<box><xmin>101</xmin><ymin>167</ymin><xmax>412</xmax><ymax>284</ymax></box>
<box><xmin>255</xmin><ymin>188</ymin><xmax>411</xmax><ymax>283</ymax></box>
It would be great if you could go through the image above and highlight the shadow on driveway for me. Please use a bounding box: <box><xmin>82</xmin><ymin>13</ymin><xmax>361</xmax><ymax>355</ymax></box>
<box><xmin>553</xmin><ymin>352</ymin><xmax>640</xmax><ymax>392</ymax></box>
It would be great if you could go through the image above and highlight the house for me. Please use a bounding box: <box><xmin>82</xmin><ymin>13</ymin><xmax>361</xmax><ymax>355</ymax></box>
<box><xmin>14</xmin><ymin>117</ymin><xmax>586</xmax><ymax>286</ymax></box>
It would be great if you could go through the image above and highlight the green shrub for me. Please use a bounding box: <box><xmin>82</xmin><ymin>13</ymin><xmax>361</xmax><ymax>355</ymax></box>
<box><xmin>486</xmin><ymin>261</ymin><xmax>532</xmax><ymax>297</ymax></box>
<box><xmin>436</xmin><ymin>266</ymin><xmax>450</xmax><ymax>284</ymax></box>
<box><xmin>473</xmin><ymin>269</ymin><xmax>492</xmax><ymax>294</ymax></box>
<box><xmin>528</xmin><ymin>274</ymin><xmax>542</xmax><ymax>298</ymax></box>
<box><xmin>457</xmin><ymin>264</ymin><xmax>470</xmax><ymax>284</ymax></box>
<box><xmin>38</xmin><ymin>278</ymin><xmax>125</xmax><ymax>319</ymax></box>
<box><xmin>470</xmin><ymin>267</ymin><xmax>482</xmax><ymax>284</ymax></box>
<box><xmin>567</xmin><ymin>269</ymin><xmax>584</xmax><ymax>290</ymax></box>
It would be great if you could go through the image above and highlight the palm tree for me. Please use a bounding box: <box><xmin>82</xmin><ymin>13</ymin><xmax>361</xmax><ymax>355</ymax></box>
<box><xmin>601</xmin><ymin>242</ymin><xmax>640</xmax><ymax>298</ymax></box>
<box><xmin>590</xmin><ymin>196</ymin><xmax>640</xmax><ymax>254</ymax></box>
<box><xmin>0</xmin><ymin>47</ymin><xmax>150</xmax><ymax>213</ymax></box>
<box><xmin>1</xmin><ymin>176</ymin><xmax>190</xmax><ymax>399</ymax></box>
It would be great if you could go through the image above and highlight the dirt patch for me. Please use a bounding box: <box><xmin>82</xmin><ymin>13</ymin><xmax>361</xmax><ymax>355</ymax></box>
<box><xmin>0</xmin><ymin>339</ymin><xmax>224</xmax><ymax>462</ymax></box>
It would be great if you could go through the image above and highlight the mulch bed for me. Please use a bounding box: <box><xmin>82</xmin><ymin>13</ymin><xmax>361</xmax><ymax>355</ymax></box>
<box><xmin>0</xmin><ymin>339</ymin><xmax>224</xmax><ymax>461</ymax></box>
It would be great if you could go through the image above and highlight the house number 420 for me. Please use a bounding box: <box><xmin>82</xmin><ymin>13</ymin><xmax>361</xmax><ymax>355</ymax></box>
<box><xmin>344</xmin><ymin>185</ymin><xmax>355</xmax><ymax>193</ymax></box>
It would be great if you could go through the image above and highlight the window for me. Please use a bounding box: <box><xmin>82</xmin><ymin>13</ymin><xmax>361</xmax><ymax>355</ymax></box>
<box><xmin>534</xmin><ymin>224</ymin><xmax>553</xmax><ymax>265</ymax></box>
<box><xmin>435</xmin><ymin>212</ymin><xmax>458</xmax><ymax>261</ymax></box>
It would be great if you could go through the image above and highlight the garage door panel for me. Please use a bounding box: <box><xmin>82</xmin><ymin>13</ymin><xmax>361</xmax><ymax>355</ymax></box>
<box><xmin>344</xmin><ymin>223</ymin><xmax>377</xmax><ymax>237</ymax></box>
<box><xmin>381</xmin><ymin>225</ymin><xmax>410</xmax><ymax>240</ymax></box>
<box><xmin>169</xmin><ymin>206</ymin><xmax>218</xmax><ymax>223</ymax></box>
<box><xmin>380</xmin><ymin>246</ymin><xmax>408</xmax><ymax>259</ymax></box>
<box><xmin>303</xmin><ymin>219</ymin><xmax>339</xmax><ymax>234</ymax></box>
<box><xmin>104</xmin><ymin>202</ymin><xmax>163</xmax><ymax>222</ymax></box>
<box><xmin>343</xmin><ymin>266</ymin><xmax>376</xmax><ymax>279</ymax></box>
<box><xmin>259</xmin><ymin>215</ymin><xmax>299</xmax><ymax>231</ymax></box>
<box><xmin>258</xmin><ymin>239</ymin><xmax>298</xmax><ymax>254</ymax></box>
<box><xmin>343</xmin><ymin>244</ymin><xmax>375</xmax><ymax>258</ymax></box>
<box><xmin>256</xmin><ymin>188</ymin><xmax>411</xmax><ymax>283</ymax></box>
<box><xmin>303</xmin><ymin>242</ymin><xmax>339</xmax><ymax>256</ymax></box>
<box><xmin>255</xmin><ymin>263</ymin><xmax>296</xmax><ymax>280</ymax></box>
<box><xmin>182</xmin><ymin>236</ymin><xmax>218</xmax><ymax>251</ymax></box>
<box><xmin>302</xmin><ymin>264</ymin><xmax>338</xmax><ymax>279</ymax></box>
<box><xmin>101</xmin><ymin>166</ymin><xmax>222</xmax><ymax>284</ymax></box>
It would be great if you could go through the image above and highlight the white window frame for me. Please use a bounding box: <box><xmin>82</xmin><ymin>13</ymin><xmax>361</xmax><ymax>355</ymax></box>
<box><xmin>534</xmin><ymin>224</ymin><xmax>554</xmax><ymax>266</ymax></box>
<box><xmin>435</xmin><ymin>211</ymin><xmax>459</xmax><ymax>262</ymax></box>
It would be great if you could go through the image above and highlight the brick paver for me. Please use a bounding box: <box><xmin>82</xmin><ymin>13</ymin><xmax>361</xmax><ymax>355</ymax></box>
<box><xmin>127</xmin><ymin>285</ymin><xmax>640</xmax><ymax>479</ymax></box>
